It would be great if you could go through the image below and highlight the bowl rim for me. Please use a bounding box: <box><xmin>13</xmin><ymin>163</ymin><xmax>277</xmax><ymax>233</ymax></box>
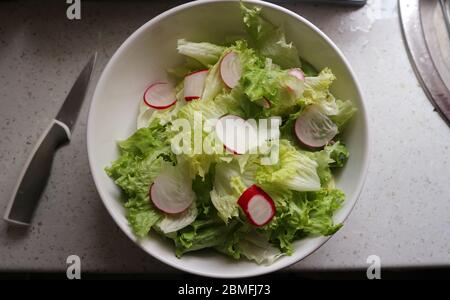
<box><xmin>87</xmin><ymin>0</ymin><xmax>370</xmax><ymax>278</ymax></box>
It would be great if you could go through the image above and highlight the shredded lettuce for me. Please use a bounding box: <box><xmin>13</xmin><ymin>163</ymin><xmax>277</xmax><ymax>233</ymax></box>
<box><xmin>125</xmin><ymin>199</ymin><xmax>161</xmax><ymax>238</ymax></box>
<box><xmin>239</xmin><ymin>56</ymin><xmax>305</xmax><ymax>116</ymax></box>
<box><xmin>105</xmin><ymin>121</ymin><xmax>174</xmax><ymax>237</ymax></box>
<box><xmin>156</xmin><ymin>201</ymin><xmax>198</xmax><ymax>234</ymax></box>
<box><xmin>216</xmin><ymin>227</ymin><xmax>283</xmax><ymax>265</ymax></box>
<box><xmin>210</xmin><ymin>160</ymin><xmax>254</xmax><ymax>223</ymax></box>
<box><xmin>303</xmin><ymin>68</ymin><xmax>336</xmax><ymax>102</ymax></box>
<box><xmin>105</xmin><ymin>2</ymin><xmax>357</xmax><ymax>265</ymax></box>
<box><xmin>173</xmin><ymin>218</ymin><xmax>239</xmax><ymax>257</ymax></box>
<box><xmin>255</xmin><ymin>140</ymin><xmax>321</xmax><ymax>192</ymax></box>
<box><xmin>168</xmin><ymin>57</ymin><xmax>205</xmax><ymax>79</ymax></box>
<box><xmin>261</xmin><ymin>187</ymin><xmax>345</xmax><ymax>254</ymax></box>
<box><xmin>331</xmin><ymin>99</ymin><xmax>357</xmax><ymax>128</ymax></box>
<box><xmin>201</xmin><ymin>58</ymin><xmax>226</xmax><ymax>102</ymax></box>
<box><xmin>241</xmin><ymin>2</ymin><xmax>300</xmax><ymax>68</ymax></box>
<box><xmin>177</xmin><ymin>39</ymin><xmax>225</xmax><ymax>67</ymax></box>
<box><xmin>326</xmin><ymin>141</ymin><xmax>350</xmax><ymax>168</ymax></box>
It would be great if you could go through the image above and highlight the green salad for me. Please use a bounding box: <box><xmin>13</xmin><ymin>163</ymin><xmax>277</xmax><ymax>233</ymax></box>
<box><xmin>106</xmin><ymin>2</ymin><xmax>356</xmax><ymax>265</ymax></box>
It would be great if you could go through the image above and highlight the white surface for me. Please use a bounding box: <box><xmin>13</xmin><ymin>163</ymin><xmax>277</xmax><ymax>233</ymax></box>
<box><xmin>0</xmin><ymin>0</ymin><xmax>449</xmax><ymax>274</ymax></box>
<box><xmin>87</xmin><ymin>0</ymin><xmax>368</xmax><ymax>278</ymax></box>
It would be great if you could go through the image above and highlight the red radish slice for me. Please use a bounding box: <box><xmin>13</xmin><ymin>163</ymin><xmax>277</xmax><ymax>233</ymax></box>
<box><xmin>288</xmin><ymin>68</ymin><xmax>305</xmax><ymax>81</ymax></box>
<box><xmin>286</xmin><ymin>68</ymin><xmax>305</xmax><ymax>93</ymax></box>
<box><xmin>238</xmin><ymin>185</ymin><xmax>275</xmax><ymax>227</ymax></box>
<box><xmin>294</xmin><ymin>104</ymin><xmax>338</xmax><ymax>149</ymax></box>
<box><xmin>220</xmin><ymin>51</ymin><xmax>242</xmax><ymax>89</ymax></box>
<box><xmin>215</xmin><ymin>114</ymin><xmax>257</xmax><ymax>155</ymax></box>
<box><xmin>150</xmin><ymin>167</ymin><xmax>195</xmax><ymax>214</ymax></box>
<box><xmin>184</xmin><ymin>69</ymin><xmax>208</xmax><ymax>101</ymax></box>
<box><xmin>143</xmin><ymin>81</ymin><xmax>177</xmax><ymax>109</ymax></box>
<box><xmin>255</xmin><ymin>97</ymin><xmax>271</xmax><ymax>109</ymax></box>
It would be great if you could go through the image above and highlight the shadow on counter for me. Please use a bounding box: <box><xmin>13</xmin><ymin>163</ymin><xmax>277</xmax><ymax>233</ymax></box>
<box><xmin>0</xmin><ymin>267</ymin><xmax>449</xmax><ymax>280</ymax></box>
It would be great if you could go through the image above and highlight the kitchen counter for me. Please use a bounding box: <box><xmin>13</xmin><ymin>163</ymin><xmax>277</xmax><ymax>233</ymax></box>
<box><xmin>1</xmin><ymin>0</ymin><xmax>449</xmax><ymax>275</ymax></box>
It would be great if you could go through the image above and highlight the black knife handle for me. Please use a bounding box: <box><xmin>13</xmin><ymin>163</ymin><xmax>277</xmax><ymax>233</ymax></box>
<box><xmin>3</xmin><ymin>120</ymin><xmax>70</xmax><ymax>226</ymax></box>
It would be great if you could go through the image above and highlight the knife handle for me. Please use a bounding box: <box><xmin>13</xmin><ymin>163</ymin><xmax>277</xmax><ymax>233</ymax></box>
<box><xmin>3</xmin><ymin>120</ymin><xmax>71</xmax><ymax>226</ymax></box>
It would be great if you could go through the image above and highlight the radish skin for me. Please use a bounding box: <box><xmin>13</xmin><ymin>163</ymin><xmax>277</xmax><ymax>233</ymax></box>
<box><xmin>286</xmin><ymin>68</ymin><xmax>305</xmax><ymax>93</ymax></box>
<box><xmin>288</xmin><ymin>68</ymin><xmax>305</xmax><ymax>81</ymax></box>
<box><xmin>220</xmin><ymin>51</ymin><xmax>242</xmax><ymax>89</ymax></box>
<box><xmin>238</xmin><ymin>185</ymin><xmax>275</xmax><ymax>227</ymax></box>
<box><xmin>143</xmin><ymin>81</ymin><xmax>177</xmax><ymax>109</ymax></box>
<box><xmin>294</xmin><ymin>105</ymin><xmax>338</xmax><ymax>149</ymax></box>
<box><xmin>150</xmin><ymin>164</ymin><xmax>195</xmax><ymax>214</ymax></box>
<box><xmin>184</xmin><ymin>69</ymin><xmax>208</xmax><ymax>101</ymax></box>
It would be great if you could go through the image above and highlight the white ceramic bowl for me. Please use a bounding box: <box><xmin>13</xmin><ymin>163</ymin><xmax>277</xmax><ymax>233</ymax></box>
<box><xmin>87</xmin><ymin>0</ymin><xmax>369</xmax><ymax>278</ymax></box>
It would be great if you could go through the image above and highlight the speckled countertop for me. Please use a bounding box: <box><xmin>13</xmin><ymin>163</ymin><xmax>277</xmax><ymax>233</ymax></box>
<box><xmin>0</xmin><ymin>0</ymin><xmax>449</xmax><ymax>274</ymax></box>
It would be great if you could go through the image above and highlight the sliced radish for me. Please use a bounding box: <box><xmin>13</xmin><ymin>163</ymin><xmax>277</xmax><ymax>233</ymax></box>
<box><xmin>238</xmin><ymin>185</ymin><xmax>275</xmax><ymax>227</ymax></box>
<box><xmin>285</xmin><ymin>68</ymin><xmax>305</xmax><ymax>94</ymax></box>
<box><xmin>143</xmin><ymin>81</ymin><xmax>177</xmax><ymax>109</ymax></box>
<box><xmin>294</xmin><ymin>104</ymin><xmax>338</xmax><ymax>149</ymax></box>
<box><xmin>255</xmin><ymin>97</ymin><xmax>271</xmax><ymax>109</ymax></box>
<box><xmin>215</xmin><ymin>114</ymin><xmax>257</xmax><ymax>155</ymax></box>
<box><xmin>184</xmin><ymin>69</ymin><xmax>208</xmax><ymax>101</ymax></box>
<box><xmin>288</xmin><ymin>68</ymin><xmax>305</xmax><ymax>81</ymax></box>
<box><xmin>220</xmin><ymin>51</ymin><xmax>242</xmax><ymax>89</ymax></box>
<box><xmin>150</xmin><ymin>166</ymin><xmax>195</xmax><ymax>214</ymax></box>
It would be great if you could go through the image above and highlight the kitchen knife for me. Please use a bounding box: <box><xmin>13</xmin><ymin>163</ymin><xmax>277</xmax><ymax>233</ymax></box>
<box><xmin>3</xmin><ymin>53</ymin><xmax>97</xmax><ymax>226</ymax></box>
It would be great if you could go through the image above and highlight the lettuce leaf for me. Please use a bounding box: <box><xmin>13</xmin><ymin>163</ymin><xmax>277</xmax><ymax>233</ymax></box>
<box><xmin>105</xmin><ymin>3</ymin><xmax>355</xmax><ymax>263</ymax></box>
<box><xmin>216</xmin><ymin>227</ymin><xmax>283</xmax><ymax>265</ymax></box>
<box><xmin>167</xmin><ymin>57</ymin><xmax>205</xmax><ymax>79</ymax></box>
<box><xmin>260</xmin><ymin>187</ymin><xmax>345</xmax><ymax>254</ymax></box>
<box><xmin>331</xmin><ymin>99</ymin><xmax>357</xmax><ymax>128</ymax></box>
<box><xmin>106</xmin><ymin>122</ymin><xmax>174</xmax><ymax>198</ymax></box>
<box><xmin>210</xmin><ymin>160</ymin><xmax>253</xmax><ymax>223</ymax></box>
<box><xmin>105</xmin><ymin>121</ymin><xmax>175</xmax><ymax>237</ymax></box>
<box><xmin>255</xmin><ymin>140</ymin><xmax>321</xmax><ymax>192</ymax></box>
<box><xmin>238</xmin><ymin>231</ymin><xmax>283</xmax><ymax>265</ymax></box>
<box><xmin>325</xmin><ymin>141</ymin><xmax>350</xmax><ymax>168</ymax></box>
<box><xmin>173</xmin><ymin>218</ymin><xmax>239</xmax><ymax>256</ymax></box>
<box><xmin>125</xmin><ymin>199</ymin><xmax>161</xmax><ymax>238</ymax></box>
<box><xmin>201</xmin><ymin>59</ymin><xmax>225</xmax><ymax>102</ymax></box>
<box><xmin>303</xmin><ymin>68</ymin><xmax>336</xmax><ymax>101</ymax></box>
<box><xmin>303</xmin><ymin>69</ymin><xmax>356</xmax><ymax>129</ymax></box>
<box><xmin>192</xmin><ymin>173</ymin><xmax>215</xmax><ymax>217</ymax></box>
<box><xmin>241</xmin><ymin>2</ymin><xmax>300</xmax><ymax>68</ymax></box>
<box><xmin>173</xmin><ymin>97</ymin><xmax>229</xmax><ymax>178</ymax></box>
<box><xmin>305</xmin><ymin>149</ymin><xmax>334</xmax><ymax>187</ymax></box>
<box><xmin>240</xmin><ymin>55</ymin><xmax>304</xmax><ymax>117</ymax></box>
<box><xmin>156</xmin><ymin>201</ymin><xmax>198</xmax><ymax>234</ymax></box>
<box><xmin>177</xmin><ymin>39</ymin><xmax>225</xmax><ymax>67</ymax></box>
<box><xmin>304</xmin><ymin>189</ymin><xmax>344</xmax><ymax>235</ymax></box>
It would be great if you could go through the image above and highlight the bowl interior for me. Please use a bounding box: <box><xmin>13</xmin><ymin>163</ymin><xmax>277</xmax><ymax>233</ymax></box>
<box><xmin>87</xmin><ymin>0</ymin><xmax>368</xmax><ymax>278</ymax></box>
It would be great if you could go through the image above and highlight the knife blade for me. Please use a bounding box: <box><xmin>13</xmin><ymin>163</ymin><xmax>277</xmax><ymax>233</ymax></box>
<box><xmin>3</xmin><ymin>53</ymin><xmax>97</xmax><ymax>226</ymax></box>
<box><xmin>399</xmin><ymin>0</ymin><xmax>450</xmax><ymax>126</ymax></box>
<box><xmin>56</xmin><ymin>54</ymin><xmax>97</xmax><ymax>131</ymax></box>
